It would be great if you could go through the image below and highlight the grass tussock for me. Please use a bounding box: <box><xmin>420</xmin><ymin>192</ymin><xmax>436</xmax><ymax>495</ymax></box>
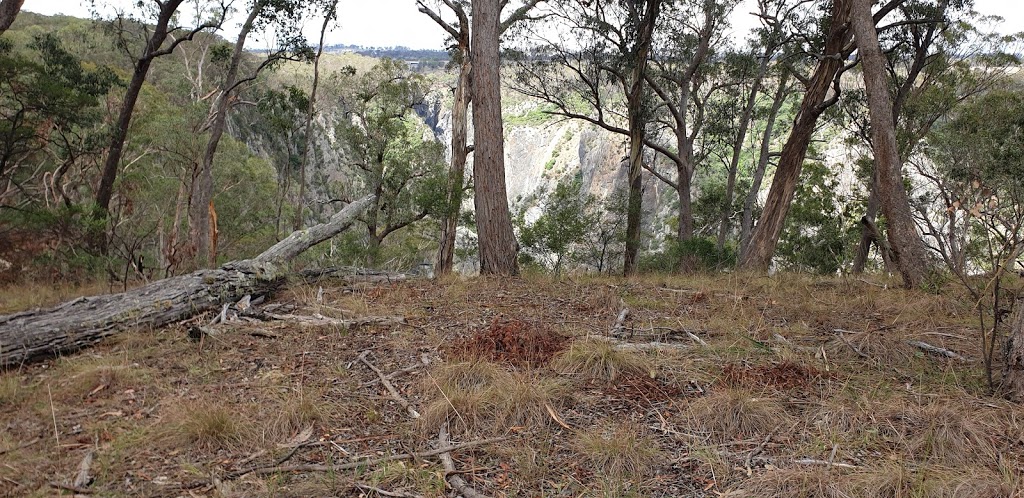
<box><xmin>164</xmin><ymin>400</ymin><xmax>245</xmax><ymax>450</ymax></box>
<box><xmin>685</xmin><ymin>388</ymin><xmax>791</xmax><ymax>442</ymax></box>
<box><xmin>573</xmin><ymin>421</ymin><xmax>662</xmax><ymax>478</ymax></box>
<box><xmin>906</xmin><ymin>402</ymin><xmax>995</xmax><ymax>465</ymax></box>
<box><xmin>261</xmin><ymin>388</ymin><xmax>338</xmax><ymax>444</ymax></box>
<box><xmin>420</xmin><ymin>360</ymin><xmax>569</xmax><ymax>434</ymax></box>
<box><xmin>61</xmin><ymin>357</ymin><xmax>148</xmax><ymax>398</ymax></box>
<box><xmin>0</xmin><ymin>374</ymin><xmax>27</xmax><ymax>407</ymax></box>
<box><xmin>838</xmin><ymin>463</ymin><xmax>1005</xmax><ymax>498</ymax></box>
<box><xmin>729</xmin><ymin>467</ymin><xmax>841</xmax><ymax>498</ymax></box>
<box><xmin>827</xmin><ymin>329</ymin><xmax>914</xmax><ymax>365</ymax></box>
<box><xmin>552</xmin><ymin>338</ymin><xmax>652</xmax><ymax>382</ymax></box>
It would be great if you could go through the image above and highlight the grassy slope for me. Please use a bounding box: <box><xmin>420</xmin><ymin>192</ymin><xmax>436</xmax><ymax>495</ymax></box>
<box><xmin>0</xmin><ymin>273</ymin><xmax>1020</xmax><ymax>497</ymax></box>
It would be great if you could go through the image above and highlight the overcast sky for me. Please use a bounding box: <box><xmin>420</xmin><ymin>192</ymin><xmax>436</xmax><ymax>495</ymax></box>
<box><xmin>24</xmin><ymin>0</ymin><xmax>1023</xmax><ymax>50</ymax></box>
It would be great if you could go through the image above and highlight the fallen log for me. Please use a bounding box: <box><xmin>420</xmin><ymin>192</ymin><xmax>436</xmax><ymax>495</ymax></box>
<box><xmin>0</xmin><ymin>195</ymin><xmax>375</xmax><ymax>367</ymax></box>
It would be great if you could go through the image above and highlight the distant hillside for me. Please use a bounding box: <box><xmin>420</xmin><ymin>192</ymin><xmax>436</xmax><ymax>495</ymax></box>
<box><xmin>324</xmin><ymin>44</ymin><xmax>449</xmax><ymax>71</ymax></box>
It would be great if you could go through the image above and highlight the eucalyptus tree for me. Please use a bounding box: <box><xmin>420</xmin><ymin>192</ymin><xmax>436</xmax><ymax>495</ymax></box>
<box><xmin>641</xmin><ymin>0</ymin><xmax>736</xmax><ymax>263</ymax></box>
<box><xmin>190</xmin><ymin>0</ymin><xmax>317</xmax><ymax>268</ymax></box>
<box><xmin>514</xmin><ymin>0</ymin><xmax>664</xmax><ymax>276</ymax></box>
<box><xmin>94</xmin><ymin>0</ymin><xmax>227</xmax><ymax>226</ymax></box>
<box><xmin>335</xmin><ymin>59</ymin><xmax>447</xmax><ymax>263</ymax></box>
<box><xmin>843</xmin><ymin>1</ymin><xmax>1009</xmax><ymax>273</ymax></box>
<box><xmin>292</xmin><ymin>1</ymin><xmax>338</xmax><ymax>234</ymax></box>
<box><xmin>417</xmin><ymin>0</ymin><xmax>545</xmax><ymax>276</ymax></box>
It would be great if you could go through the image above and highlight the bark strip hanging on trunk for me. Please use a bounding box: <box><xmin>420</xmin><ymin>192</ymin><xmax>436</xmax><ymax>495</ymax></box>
<box><xmin>1003</xmin><ymin>296</ymin><xmax>1024</xmax><ymax>402</ymax></box>
<box><xmin>0</xmin><ymin>195</ymin><xmax>375</xmax><ymax>367</ymax></box>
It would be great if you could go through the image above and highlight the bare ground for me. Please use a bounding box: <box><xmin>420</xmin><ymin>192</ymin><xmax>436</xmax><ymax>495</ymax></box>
<box><xmin>1</xmin><ymin>272</ymin><xmax>1021</xmax><ymax>497</ymax></box>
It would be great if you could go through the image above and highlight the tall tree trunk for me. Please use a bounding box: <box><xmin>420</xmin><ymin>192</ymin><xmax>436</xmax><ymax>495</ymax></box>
<box><xmin>738</xmin><ymin>0</ymin><xmax>852</xmax><ymax>271</ymax></box>
<box><xmin>718</xmin><ymin>58</ymin><xmax>769</xmax><ymax>252</ymax></box>
<box><xmin>853</xmin><ymin>0</ymin><xmax>945</xmax><ymax>275</ymax></box>
<box><xmin>471</xmin><ymin>0</ymin><xmax>518</xmax><ymax>276</ymax></box>
<box><xmin>622</xmin><ymin>0</ymin><xmax>662</xmax><ymax>277</ymax></box>
<box><xmin>850</xmin><ymin>0</ymin><xmax>931</xmax><ymax>288</ymax></box>
<box><xmin>294</xmin><ymin>4</ymin><xmax>335</xmax><ymax>232</ymax></box>
<box><xmin>1003</xmin><ymin>296</ymin><xmax>1024</xmax><ymax>402</ymax></box>
<box><xmin>436</xmin><ymin>51</ymin><xmax>472</xmax><ymax>277</ymax></box>
<box><xmin>95</xmin><ymin>0</ymin><xmax>191</xmax><ymax>221</ymax></box>
<box><xmin>191</xmin><ymin>4</ymin><xmax>262</xmax><ymax>268</ymax></box>
<box><xmin>740</xmin><ymin>71</ymin><xmax>789</xmax><ymax>255</ymax></box>
<box><xmin>852</xmin><ymin>179</ymin><xmax>897</xmax><ymax>273</ymax></box>
<box><xmin>623</xmin><ymin>123</ymin><xmax>645</xmax><ymax>276</ymax></box>
<box><xmin>0</xmin><ymin>0</ymin><xmax>23</xmax><ymax>35</ymax></box>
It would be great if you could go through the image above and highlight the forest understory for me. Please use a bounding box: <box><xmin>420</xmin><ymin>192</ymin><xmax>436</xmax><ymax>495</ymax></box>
<box><xmin>1</xmin><ymin>272</ymin><xmax>1020</xmax><ymax>497</ymax></box>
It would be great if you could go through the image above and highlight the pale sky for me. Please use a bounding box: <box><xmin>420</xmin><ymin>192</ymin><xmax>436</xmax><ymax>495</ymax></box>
<box><xmin>22</xmin><ymin>0</ymin><xmax>1024</xmax><ymax>50</ymax></box>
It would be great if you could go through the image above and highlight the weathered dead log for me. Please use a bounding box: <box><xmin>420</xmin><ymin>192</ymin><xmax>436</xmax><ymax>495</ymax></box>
<box><xmin>0</xmin><ymin>195</ymin><xmax>375</xmax><ymax>367</ymax></box>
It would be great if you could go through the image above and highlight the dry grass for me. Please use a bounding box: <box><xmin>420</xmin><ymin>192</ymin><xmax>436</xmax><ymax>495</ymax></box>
<box><xmin>163</xmin><ymin>400</ymin><xmax>245</xmax><ymax>450</ymax></box>
<box><xmin>905</xmin><ymin>402</ymin><xmax>995</xmax><ymax>465</ymax></box>
<box><xmin>0</xmin><ymin>280</ymin><xmax>118</xmax><ymax>314</ymax></box>
<box><xmin>0</xmin><ymin>273</ymin><xmax>1018</xmax><ymax>496</ymax></box>
<box><xmin>685</xmin><ymin>388</ymin><xmax>791</xmax><ymax>442</ymax></box>
<box><xmin>419</xmin><ymin>360</ymin><xmax>569</xmax><ymax>434</ymax></box>
<box><xmin>552</xmin><ymin>338</ymin><xmax>653</xmax><ymax>382</ymax></box>
<box><xmin>573</xmin><ymin>421</ymin><xmax>663</xmax><ymax>478</ymax></box>
<box><xmin>58</xmin><ymin>356</ymin><xmax>149</xmax><ymax>399</ymax></box>
<box><xmin>0</xmin><ymin>374</ymin><xmax>26</xmax><ymax>407</ymax></box>
<box><xmin>730</xmin><ymin>467</ymin><xmax>841</xmax><ymax>498</ymax></box>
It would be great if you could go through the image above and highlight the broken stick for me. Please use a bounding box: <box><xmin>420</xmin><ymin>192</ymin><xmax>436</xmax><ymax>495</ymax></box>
<box><xmin>358</xmin><ymin>351</ymin><xmax>420</xmax><ymax>419</ymax></box>
<box><xmin>438</xmin><ymin>425</ymin><xmax>490</xmax><ymax>498</ymax></box>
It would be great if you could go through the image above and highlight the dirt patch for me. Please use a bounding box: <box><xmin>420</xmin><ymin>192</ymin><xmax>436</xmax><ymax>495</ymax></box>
<box><xmin>721</xmin><ymin>361</ymin><xmax>826</xmax><ymax>390</ymax></box>
<box><xmin>450</xmin><ymin>318</ymin><xmax>568</xmax><ymax>366</ymax></box>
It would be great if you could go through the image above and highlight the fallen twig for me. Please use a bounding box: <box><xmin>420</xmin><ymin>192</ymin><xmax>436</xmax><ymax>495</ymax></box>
<box><xmin>684</xmin><ymin>329</ymin><xmax>708</xmax><ymax>347</ymax></box>
<box><xmin>228</xmin><ymin>436</ymin><xmax>507</xmax><ymax>478</ymax></box>
<box><xmin>358</xmin><ymin>351</ymin><xmax>421</xmax><ymax>419</ymax></box>
<box><xmin>794</xmin><ymin>458</ymin><xmax>858</xmax><ymax>469</ymax></box>
<box><xmin>907</xmin><ymin>340</ymin><xmax>967</xmax><ymax>361</ymax></box>
<box><xmin>73</xmin><ymin>449</ymin><xmax>94</xmax><ymax>488</ymax></box>
<box><xmin>49</xmin><ymin>482</ymin><xmax>94</xmax><ymax>494</ymax></box>
<box><xmin>0</xmin><ymin>437</ymin><xmax>40</xmax><ymax>455</ymax></box>
<box><xmin>361</xmin><ymin>354</ymin><xmax>431</xmax><ymax>388</ymax></box>
<box><xmin>355</xmin><ymin>483</ymin><xmax>423</xmax><ymax>498</ymax></box>
<box><xmin>611</xmin><ymin>307</ymin><xmax>630</xmax><ymax>337</ymax></box>
<box><xmin>438</xmin><ymin>425</ymin><xmax>490</xmax><ymax>498</ymax></box>
<box><xmin>265</xmin><ymin>313</ymin><xmax>406</xmax><ymax>329</ymax></box>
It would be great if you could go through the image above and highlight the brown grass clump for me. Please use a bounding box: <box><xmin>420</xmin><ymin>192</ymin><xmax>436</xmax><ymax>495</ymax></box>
<box><xmin>261</xmin><ymin>388</ymin><xmax>339</xmax><ymax>444</ymax></box>
<box><xmin>552</xmin><ymin>338</ymin><xmax>652</xmax><ymax>382</ymax></box>
<box><xmin>827</xmin><ymin>329</ymin><xmax>914</xmax><ymax>365</ymax></box>
<box><xmin>730</xmin><ymin>467</ymin><xmax>841</xmax><ymax>497</ymax></box>
<box><xmin>61</xmin><ymin>357</ymin><xmax>148</xmax><ymax>399</ymax></box>
<box><xmin>837</xmin><ymin>464</ymin><xmax>1006</xmax><ymax>498</ymax></box>
<box><xmin>420</xmin><ymin>360</ymin><xmax>569</xmax><ymax>434</ymax></box>
<box><xmin>453</xmin><ymin>319</ymin><xmax>568</xmax><ymax>366</ymax></box>
<box><xmin>164</xmin><ymin>401</ymin><xmax>245</xmax><ymax>450</ymax></box>
<box><xmin>0</xmin><ymin>375</ymin><xmax>26</xmax><ymax>407</ymax></box>
<box><xmin>905</xmin><ymin>402</ymin><xmax>995</xmax><ymax>465</ymax></box>
<box><xmin>685</xmin><ymin>388</ymin><xmax>791</xmax><ymax>442</ymax></box>
<box><xmin>573</xmin><ymin>421</ymin><xmax>663</xmax><ymax>478</ymax></box>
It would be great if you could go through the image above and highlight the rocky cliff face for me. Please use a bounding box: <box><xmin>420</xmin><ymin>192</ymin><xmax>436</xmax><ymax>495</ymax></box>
<box><xmin>416</xmin><ymin>94</ymin><xmax>675</xmax><ymax>233</ymax></box>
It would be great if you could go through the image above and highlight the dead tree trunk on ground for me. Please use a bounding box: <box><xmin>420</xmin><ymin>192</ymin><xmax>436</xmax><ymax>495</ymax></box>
<box><xmin>0</xmin><ymin>195</ymin><xmax>375</xmax><ymax>367</ymax></box>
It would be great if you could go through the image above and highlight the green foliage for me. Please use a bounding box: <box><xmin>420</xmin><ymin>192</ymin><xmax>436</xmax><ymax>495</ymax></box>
<box><xmin>777</xmin><ymin>161</ymin><xmax>859</xmax><ymax>274</ymax></box>
<box><xmin>335</xmin><ymin>58</ymin><xmax>446</xmax><ymax>251</ymax></box>
<box><xmin>0</xmin><ymin>33</ymin><xmax>117</xmax><ymax>178</ymax></box>
<box><xmin>515</xmin><ymin>175</ymin><xmax>599</xmax><ymax>275</ymax></box>
<box><xmin>638</xmin><ymin>237</ymin><xmax>736</xmax><ymax>273</ymax></box>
